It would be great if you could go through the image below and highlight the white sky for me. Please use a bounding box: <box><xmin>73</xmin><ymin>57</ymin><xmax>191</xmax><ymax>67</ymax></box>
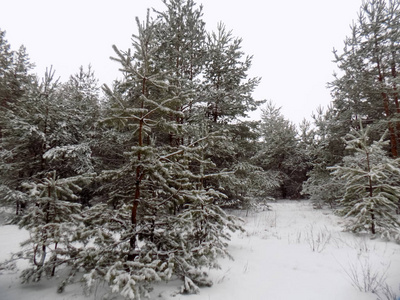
<box><xmin>1</xmin><ymin>0</ymin><xmax>363</xmax><ymax>124</ymax></box>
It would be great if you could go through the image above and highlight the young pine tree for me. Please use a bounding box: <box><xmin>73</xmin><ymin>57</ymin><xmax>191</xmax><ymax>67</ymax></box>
<box><xmin>301</xmin><ymin>105</ymin><xmax>347</xmax><ymax>208</ymax></box>
<box><xmin>330</xmin><ymin>124</ymin><xmax>400</xmax><ymax>239</ymax></box>
<box><xmin>14</xmin><ymin>171</ymin><xmax>92</xmax><ymax>287</ymax></box>
<box><xmin>255</xmin><ymin>101</ymin><xmax>308</xmax><ymax>199</ymax></box>
<box><xmin>77</xmin><ymin>12</ymin><xmax>242</xmax><ymax>299</ymax></box>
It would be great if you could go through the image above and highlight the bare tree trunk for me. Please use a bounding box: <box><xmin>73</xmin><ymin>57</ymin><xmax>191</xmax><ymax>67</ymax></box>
<box><xmin>366</xmin><ymin>152</ymin><xmax>376</xmax><ymax>234</ymax></box>
<box><xmin>391</xmin><ymin>51</ymin><xmax>400</xmax><ymax>154</ymax></box>
<box><xmin>129</xmin><ymin>78</ymin><xmax>146</xmax><ymax>261</ymax></box>
<box><xmin>377</xmin><ymin>59</ymin><xmax>397</xmax><ymax>157</ymax></box>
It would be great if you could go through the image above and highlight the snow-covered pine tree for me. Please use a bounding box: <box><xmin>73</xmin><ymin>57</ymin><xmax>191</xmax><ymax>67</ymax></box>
<box><xmin>0</xmin><ymin>67</ymin><xmax>58</xmax><ymax>188</ymax></box>
<box><xmin>0</xmin><ymin>33</ymin><xmax>42</xmax><ymax>215</ymax></box>
<box><xmin>208</xmin><ymin>120</ymin><xmax>279</xmax><ymax>209</ymax></box>
<box><xmin>153</xmin><ymin>0</ymin><xmax>206</xmax><ymax>82</ymax></box>
<box><xmin>0</xmin><ymin>29</ymin><xmax>31</xmax><ymax>111</ymax></box>
<box><xmin>301</xmin><ymin>105</ymin><xmax>347</xmax><ymax>208</ymax></box>
<box><xmin>44</xmin><ymin>65</ymin><xmax>100</xmax><ymax>178</ymax></box>
<box><xmin>308</xmin><ymin>0</ymin><xmax>400</xmax><ymax>209</ymax></box>
<box><xmin>193</xmin><ymin>22</ymin><xmax>265</xmax><ymax>207</ymax></box>
<box><xmin>330</xmin><ymin>124</ymin><xmax>400</xmax><ymax>238</ymax></box>
<box><xmin>13</xmin><ymin>171</ymin><xmax>93</xmax><ymax>287</ymax></box>
<box><xmin>203</xmin><ymin>22</ymin><xmax>261</xmax><ymax>124</ymax></box>
<box><xmin>77</xmin><ymin>12</ymin><xmax>242</xmax><ymax>299</ymax></box>
<box><xmin>152</xmin><ymin>0</ymin><xmax>207</xmax><ymax>148</ymax></box>
<box><xmin>255</xmin><ymin>101</ymin><xmax>308</xmax><ymax>199</ymax></box>
<box><xmin>0</xmin><ymin>59</ymin><xmax>99</xmax><ymax>286</ymax></box>
<box><xmin>330</xmin><ymin>0</ymin><xmax>400</xmax><ymax>157</ymax></box>
<box><xmin>0</xmin><ymin>31</ymin><xmax>35</xmax><ymax>155</ymax></box>
<box><xmin>1</xmin><ymin>55</ymin><xmax>101</xmax><ymax>216</ymax></box>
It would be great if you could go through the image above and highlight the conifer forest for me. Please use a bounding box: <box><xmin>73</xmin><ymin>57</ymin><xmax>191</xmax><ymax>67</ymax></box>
<box><xmin>1</xmin><ymin>0</ymin><xmax>400</xmax><ymax>299</ymax></box>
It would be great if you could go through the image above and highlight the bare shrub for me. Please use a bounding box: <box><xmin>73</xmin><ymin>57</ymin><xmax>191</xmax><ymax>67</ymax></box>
<box><xmin>304</xmin><ymin>224</ymin><xmax>331</xmax><ymax>253</ymax></box>
<box><xmin>339</xmin><ymin>256</ymin><xmax>390</xmax><ymax>293</ymax></box>
<box><xmin>376</xmin><ymin>283</ymin><xmax>399</xmax><ymax>300</ymax></box>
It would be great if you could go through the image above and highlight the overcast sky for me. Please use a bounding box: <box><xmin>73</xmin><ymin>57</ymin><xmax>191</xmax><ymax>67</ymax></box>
<box><xmin>1</xmin><ymin>0</ymin><xmax>363</xmax><ymax>124</ymax></box>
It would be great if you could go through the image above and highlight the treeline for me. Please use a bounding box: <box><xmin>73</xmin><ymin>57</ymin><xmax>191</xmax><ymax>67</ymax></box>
<box><xmin>1</xmin><ymin>0</ymin><xmax>400</xmax><ymax>298</ymax></box>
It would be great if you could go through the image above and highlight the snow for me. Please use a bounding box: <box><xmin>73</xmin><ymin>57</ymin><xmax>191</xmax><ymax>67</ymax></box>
<box><xmin>1</xmin><ymin>200</ymin><xmax>399</xmax><ymax>300</ymax></box>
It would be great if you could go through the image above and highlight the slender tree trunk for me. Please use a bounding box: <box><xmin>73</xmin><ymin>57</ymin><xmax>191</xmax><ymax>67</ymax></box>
<box><xmin>51</xmin><ymin>242</ymin><xmax>58</xmax><ymax>277</ymax></box>
<box><xmin>129</xmin><ymin>77</ymin><xmax>146</xmax><ymax>260</ymax></box>
<box><xmin>376</xmin><ymin>58</ymin><xmax>397</xmax><ymax>157</ymax></box>
<box><xmin>366</xmin><ymin>152</ymin><xmax>376</xmax><ymax>235</ymax></box>
<box><xmin>381</xmin><ymin>90</ymin><xmax>397</xmax><ymax>157</ymax></box>
<box><xmin>41</xmin><ymin>105</ymin><xmax>49</xmax><ymax>170</ymax></box>
<box><xmin>397</xmin><ymin>199</ymin><xmax>400</xmax><ymax>215</ymax></box>
<box><xmin>373</xmin><ymin>30</ymin><xmax>397</xmax><ymax>157</ymax></box>
<box><xmin>391</xmin><ymin>51</ymin><xmax>400</xmax><ymax>153</ymax></box>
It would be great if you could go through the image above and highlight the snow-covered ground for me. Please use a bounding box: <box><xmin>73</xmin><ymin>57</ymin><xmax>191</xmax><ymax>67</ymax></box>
<box><xmin>1</xmin><ymin>200</ymin><xmax>399</xmax><ymax>300</ymax></box>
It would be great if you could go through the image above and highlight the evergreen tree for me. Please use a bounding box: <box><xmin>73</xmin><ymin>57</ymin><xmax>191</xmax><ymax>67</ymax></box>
<box><xmin>75</xmin><ymin>12</ymin><xmax>242</xmax><ymax>298</ymax></box>
<box><xmin>1</xmin><ymin>67</ymin><xmax>57</xmax><ymax>196</ymax></box>
<box><xmin>214</xmin><ymin>120</ymin><xmax>278</xmax><ymax>209</ymax></box>
<box><xmin>301</xmin><ymin>105</ymin><xmax>348</xmax><ymax>207</ymax></box>
<box><xmin>1</xmin><ymin>60</ymin><xmax>100</xmax><ymax>217</ymax></box>
<box><xmin>330</xmin><ymin>0</ymin><xmax>400</xmax><ymax>157</ymax></box>
<box><xmin>331</xmin><ymin>124</ymin><xmax>400</xmax><ymax>238</ymax></box>
<box><xmin>154</xmin><ymin>0</ymin><xmax>206</xmax><ymax>81</ymax></box>
<box><xmin>0</xmin><ymin>35</ymin><xmax>43</xmax><ymax>214</ymax></box>
<box><xmin>1</xmin><ymin>0</ymin><xmax>266</xmax><ymax>296</ymax></box>
<box><xmin>15</xmin><ymin>171</ymin><xmax>92</xmax><ymax>287</ymax></box>
<box><xmin>195</xmin><ymin>23</ymin><xmax>264</xmax><ymax>206</ymax></box>
<box><xmin>304</xmin><ymin>0</ymin><xmax>400</xmax><ymax>207</ymax></box>
<box><xmin>256</xmin><ymin>101</ymin><xmax>308</xmax><ymax>198</ymax></box>
<box><xmin>46</xmin><ymin>65</ymin><xmax>100</xmax><ymax>178</ymax></box>
<box><xmin>0</xmin><ymin>30</ymin><xmax>35</xmax><ymax>140</ymax></box>
<box><xmin>153</xmin><ymin>0</ymin><xmax>207</xmax><ymax>146</ymax></box>
<box><xmin>0</xmin><ymin>29</ymin><xmax>17</xmax><ymax>109</ymax></box>
<box><xmin>203</xmin><ymin>22</ymin><xmax>261</xmax><ymax>124</ymax></box>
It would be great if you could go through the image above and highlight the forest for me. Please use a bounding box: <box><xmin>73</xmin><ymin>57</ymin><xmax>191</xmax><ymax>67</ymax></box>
<box><xmin>0</xmin><ymin>0</ymin><xmax>400</xmax><ymax>299</ymax></box>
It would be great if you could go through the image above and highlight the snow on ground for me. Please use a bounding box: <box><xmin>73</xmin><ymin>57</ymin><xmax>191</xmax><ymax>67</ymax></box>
<box><xmin>1</xmin><ymin>200</ymin><xmax>399</xmax><ymax>300</ymax></box>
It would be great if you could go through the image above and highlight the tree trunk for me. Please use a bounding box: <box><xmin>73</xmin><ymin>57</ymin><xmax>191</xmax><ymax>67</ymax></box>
<box><xmin>391</xmin><ymin>51</ymin><xmax>400</xmax><ymax>154</ymax></box>
<box><xmin>366</xmin><ymin>152</ymin><xmax>376</xmax><ymax>234</ymax></box>
<box><xmin>377</xmin><ymin>60</ymin><xmax>397</xmax><ymax>157</ymax></box>
<box><xmin>374</xmin><ymin>31</ymin><xmax>398</xmax><ymax>157</ymax></box>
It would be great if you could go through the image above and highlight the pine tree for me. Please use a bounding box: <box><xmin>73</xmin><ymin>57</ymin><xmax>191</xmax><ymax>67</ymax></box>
<box><xmin>330</xmin><ymin>124</ymin><xmax>400</xmax><ymax>238</ymax></box>
<box><xmin>15</xmin><ymin>171</ymin><xmax>92</xmax><ymax>287</ymax></box>
<box><xmin>330</xmin><ymin>0</ymin><xmax>400</xmax><ymax>157</ymax></box>
<box><xmin>1</xmin><ymin>59</ymin><xmax>101</xmax><ymax>225</ymax></box>
<box><xmin>45</xmin><ymin>65</ymin><xmax>100</xmax><ymax>178</ymax></box>
<box><xmin>255</xmin><ymin>101</ymin><xmax>308</xmax><ymax>199</ymax></box>
<box><xmin>153</xmin><ymin>0</ymin><xmax>207</xmax><ymax>147</ymax></box>
<box><xmin>214</xmin><ymin>120</ymin><xmax>278</xmax><ymax>209</ymax></box>
<box><xmin>305</xmin><ymin>0</ymin><xmax>400</xmax><ymax>207</ymax></box>
<box><xmin>76</xmin><ymin>12</ymin><xmax>242</xmax><ymax>298</ymax></box>
<box><xmin>301</xmin><ymin>105</ymin><xmax>348</xmax><ymax>207</ymax></box>
<box><xmin>194</xmin><ymin>22</ymin><xmax>264</xmax><ymax>206</ymax></box>
<box><xmin>0</xmin><ymin>30</ymin><xmax>35</xmax><ymax>139</ymax></box>
<box><xmin>0</xmin><ymin>29</ymin><xmax>17</xmax><ymax>110</ymax></box>
<box><xmin>0</xmin><ymin>34</ymin><xmax>41</xmax><ymax>215</ymax></box>
<box><xmin>1</xmin><ymin>1</ymin><xmax>264</xmax><ymax>296</ymax></box>
<box><xmin>203</xmin><ymin>22</ymin><xmax>261</xmax><ymax>124</ymax></box>
<box><xmin>154</xmin><ymin>0</ymin><xmax>206</xmax><ymax>81</ymax></box>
